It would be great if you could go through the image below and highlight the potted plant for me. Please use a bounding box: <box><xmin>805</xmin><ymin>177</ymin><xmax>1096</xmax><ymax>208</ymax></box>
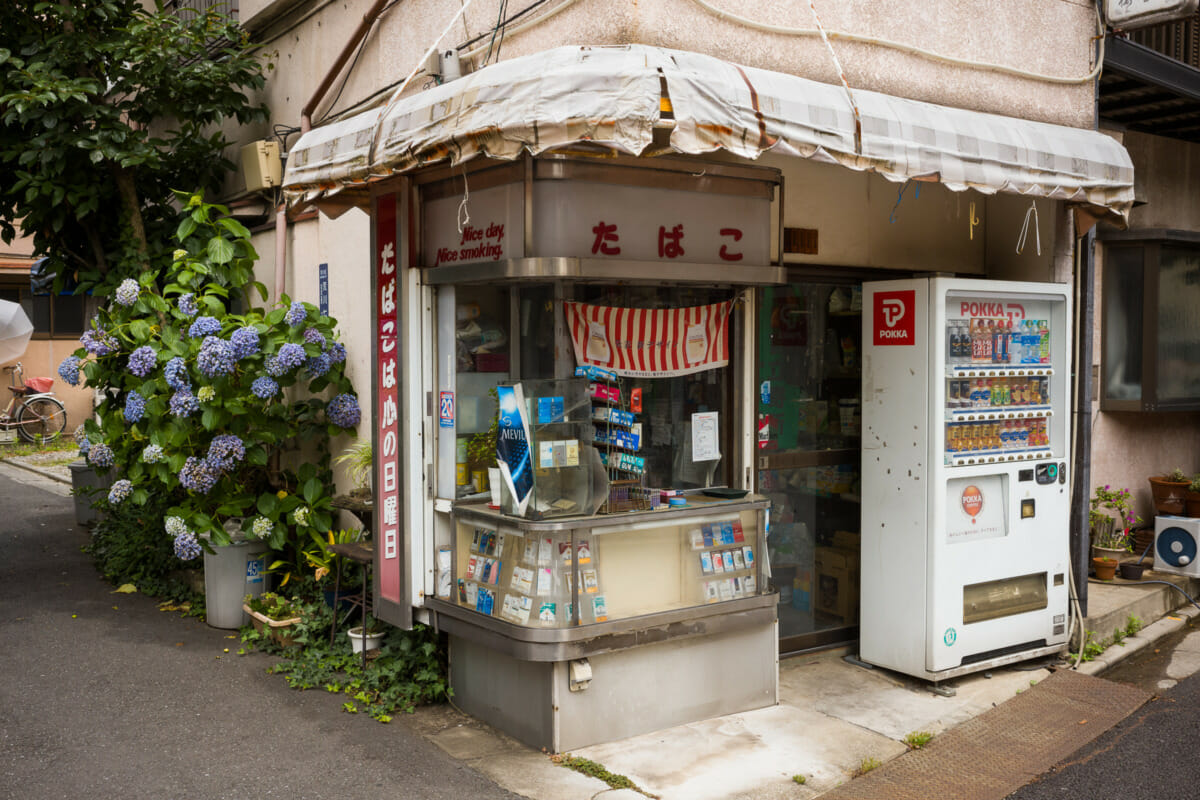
<box><xmin>1186</xmin><ymin>474</ymin><xmax>1200</xmax><ymax>518</ymax></box>
<box><xmin>243</xmin><ymin>592</ymin><xmax>304</xmax><ymax>647</ymax></box>
<box><xmin>303</xmin><ymin>528</ymin><xmax>368</xmax><ymax>608</ymax></box>
<box><xmin>334</xmin><ymin>437</ymin><xmax>373</xmax><ymax>500</ymax></box>
<box><xmin>1092</xmin><ymin>557</ymin><xmax>1118</xmax><ymax>581</ymax></box>
<box><xmin>465</xmin><ymin>388</ymin><xmax>499</xmax><ymax>494</ymax></box>
<box><xmin>1149</xmin><ymin>468</ymin><xmax>1190</xmax><ymax>515</ymax></box>
<box><xmin>347</xmin><ymin>613</ymin><xmax>385</xmax><ymax>653</ymax></box>
<box><xmin>1089</xmin><ymin>484</ymin><xmax>1140</xmax><ymax>561</ymax></box>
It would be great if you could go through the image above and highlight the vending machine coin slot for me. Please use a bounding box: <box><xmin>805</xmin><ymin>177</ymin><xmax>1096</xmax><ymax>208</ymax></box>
<box><xmin>1035</xmin><ymin>463</ymin><xmax>1056</xmax><ymax>485</ymax></box>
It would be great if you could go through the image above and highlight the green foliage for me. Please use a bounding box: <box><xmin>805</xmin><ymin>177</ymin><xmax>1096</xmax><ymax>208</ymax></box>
<box><xmin>1089</xmin><ymin>485</ymin><xmax>1140</xmax><ymax>550</ymax></box>
<box><xmin>0</xmin><ymin>0</ymin><xmax>268</xmax><ymax>293</ymax></box>
<box><xmin>245</xmin><ymin>601</ymin><xmax>451</xmax><ymax>722</ymax></box>
<box><xmin>903</xmin><ymin>730</ymin><xmax>933</xmax><ymax>749</ymax></box>
<box><xmin>1125</xmin><ymin>615</ymin><xmax>1144</xmax><ymax>637</ymax></box>
<box><xmin>552</xmin><ymin>755</ymin><xmax>656</xmax><ymax>797</ymax></box>
<box><xmin>1168</xmin><ymin>468</ymin><xmax>1188</xmax><ymax>483</ymax></box>
<box><xmin>1070</xmin><ymin>630</ymin><xmax>1107</xmax><ymax>662</ymax></box>
<box><xmin>87</xmin><ymin>492</ymin><xmax>202</xmax><ymax>604</ymax></box>
<box><xmin>244</xmin><ymin>592</ymin><xmax>302</xmax><ymax>622</ymax></box>
<box><xmin>856</xmin><ymin>757</ymin><xmax>881</xmax><ymax>776</ymax></box>
<box><xmin>70</xmin><ymin>194</ymin><xmax>359</xmax><ymax>562</ymax></box>
<box><xmin>792</xmin><ymin>774</ymin><xmax>807</xmax><ymax>785</ymax></box>
<box><xmin>333</xmin><ymin>438</ymin><xmax>373</xmax><ymax>494</ymax></box>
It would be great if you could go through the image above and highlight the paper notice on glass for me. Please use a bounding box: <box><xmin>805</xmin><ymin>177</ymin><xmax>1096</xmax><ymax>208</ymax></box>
<box><xmin>692</xmin><ymin>411</ymin><xmax>720</xmax><ymax>461</ymax></box>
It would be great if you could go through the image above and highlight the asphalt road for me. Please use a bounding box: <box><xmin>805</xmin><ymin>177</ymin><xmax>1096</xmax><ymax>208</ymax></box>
<box><xmin>0</xmin><ymin>464</ymin><xmax>521</xmax><ymax>800</ymax></box>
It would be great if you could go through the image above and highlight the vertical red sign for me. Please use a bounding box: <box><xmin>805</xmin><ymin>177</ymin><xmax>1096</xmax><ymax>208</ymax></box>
<box><xmin>872</xmin><ymin>289</ymin><xmax>916</xmax><ymax>346</ymax></box>
<box><xmin>375</xmin><ymin>194</ymin><xmax>400</xmax><ymax>603</ymax></box>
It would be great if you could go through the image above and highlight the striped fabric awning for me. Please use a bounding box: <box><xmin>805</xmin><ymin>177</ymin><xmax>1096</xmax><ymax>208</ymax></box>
<box><xmin>564</xmin><ymin>300</ymin><xmax>734</xmax><ymax>378</ymax></box>
<box><xmin>283</xmin><ymin>44</ymin><xmax>1134</xmax><ymax>226</ymax></box>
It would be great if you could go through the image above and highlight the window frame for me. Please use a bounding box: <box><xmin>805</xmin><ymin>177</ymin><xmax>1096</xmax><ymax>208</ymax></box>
<box><xmin>1099</xmin><ymin>228</ymin><xmax>1200</xmax><ymax>412</ymax></box>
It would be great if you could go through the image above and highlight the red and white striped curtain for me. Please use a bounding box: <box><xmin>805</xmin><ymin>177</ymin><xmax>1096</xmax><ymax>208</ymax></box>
<box><xmin>563</xmin><ymin>300</ymin><xmax>734</xmax><ymax>378</ymax></box>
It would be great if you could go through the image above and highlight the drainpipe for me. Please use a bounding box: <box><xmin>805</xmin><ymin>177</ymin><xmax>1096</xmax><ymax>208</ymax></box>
<box><xmin>300</xmin><ymin>0</ymin><xmax>389</xmax><ymax>132</ymax></box>
<box><xmin>1071</xmin><ymin>228</ymin><xmax>1096</xmax><ymax>618</ymax></box>
<box><xmin>274</xmin><ymin>203</ymin><xmax>288</xmax><ymax>304</ymax></box>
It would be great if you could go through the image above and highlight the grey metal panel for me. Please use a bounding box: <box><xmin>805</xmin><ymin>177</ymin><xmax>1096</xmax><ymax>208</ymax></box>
<box><xmin>431</xmin><ymin>596</ymin><xmax>777</xmax><ymax>661</ymax></box>
<box><xmin>420</xmin><ymin>256</ymin><xmax>788</xmax><ymax>286</ymax></box>
<box><xmin>448</xmin><ymin>636</ymin><xmax>554</xmax><ymax>748</ymax></box>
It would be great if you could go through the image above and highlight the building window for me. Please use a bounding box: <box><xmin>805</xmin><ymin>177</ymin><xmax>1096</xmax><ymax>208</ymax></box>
<box><xmin>0</xmin><ymin>285</ymin><xmax>87</xmax><ymax>339</ymax></box>
<box><xmin>1101</xmin><ymin>234</ymin><xmax>1200</xmax><ymax>411</ymax></box>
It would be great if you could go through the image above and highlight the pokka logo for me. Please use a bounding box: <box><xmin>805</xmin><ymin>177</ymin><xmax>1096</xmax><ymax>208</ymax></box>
<box><xmin>961</xmin><ymin>484</ymin><xmax>984</xmax><ymax>519</ymax></box>
<box><xmin>873</xmin><ymin>290</ymin><xmax>915</xmax><ymax>346</ymax></box>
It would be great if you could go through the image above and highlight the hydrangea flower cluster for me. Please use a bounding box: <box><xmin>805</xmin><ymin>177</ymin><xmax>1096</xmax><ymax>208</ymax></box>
<box><xmin>164</xmin><ymin>357</ymin><xmax>190</xmax><ymax>391</ymax></box>
<box><xmin>230</xmin><ymin>326</ymin><xmax>260</xmax><ymax>359</ymax></box>
<box><xmin>81</xmin><ymin>327</ymin><xmax>119</xmax><ymax>357</ymax></box>
<box><xmin>107</xmin><ymin>479</ymin><xmax>133</xmax><ymax>505</ymax></box>
<box><xmin>197</xmin><ymin>385</ymin><xmax>216</xmax><ymax>402</ymax></box>
<box><xmin>327</xmin><ymin>393</ymin><xmax>361</xmax><ymax>428</ymax></box>
<box><xmin>327</xmin><ymin>342</ymin><xmax>347</xmax><ymax>364</ymax></box>
<box><xmin>264</xmin><ymin>356</ymin><xmax>286</xmax><ymax>377</ymax></box>
<box><xmin>75</xmin><ymin>424</ymin><xmax>91</xmax><ymax>456</ymax></box>
<box><xmin>179</xmin><ymin>456</ymin><xmax>220</xmax><ymax>493</ymax></box>
<box><xmin>206</xmin><ymin>434</ymin><xmax>246</xmax><ymax>472</ymax></box>
<box><xmin>58</xmin><ymin>356</ymin><xmax>81</xmax><ymax>386</ymax></box>
<box><xmin>293</xmin><ymin>507</ymin><xmax>310</xmax><ymax>527</ymax></box>
<box><xmin>303</xmin><ymin>327</ymin><xmax>325</xmax><ymax>348</ymax></box>
<box><xmin>251</xmin><ymin>516</ymin><xmax>274</xmax><ymax>539</ymax></box>
<box><xmin>285</xmin><ymin>301</ymin><xmax>307</xmax><ymax>327</ymax></box>
<box><xmin>177</xmin><ymin>293</ymin><xmax>198</xmax><ymax>317</ymax></box>
<box><xmin>169</xmin><ymin>387</ymin><xmax>199</xmax><ymax>417</ymax></box>
<box><xmin>306</xmin><ymin>353</ymin><xmax>331</xmax><ymax>378</ymax></box>
<box><xmin>142</xmin><ymin>444</ymin><xmax>164</xmax><ymax>463</ymax></box>
<box><xmin>251</xmin><ymin>376</ymin><xmax>279</xmax><ymax>399</ymax></box>
<box><xmin>188</xmin><ymin>316</ymin><xmax>221</xmax><ymax>339</ymax></box>
<box><xmin>165</xmin><ymin>516</ymin><xmax>188</xmax><ymax>537</ymax></box>
<box><xmin>127</xmin><ymin>346</ymin><xmax>156</xmax><ymax>377</ymax></box>
<box><xmin>276</xmin><ymin>342</ymin><xmax>305</xmax><ymax>370</ymax></box>
<box><xmin>124</xmin><ymin>390</ymin><xmax>146</xmax><ymax>423</ymax></box>
<box><xmin>88</xmin><ymin>442</ymin><xmax>115</xmax><ymax>468</ymax></box>
<box><xmin>114</xmin><ymin>279</ymin><xmax>139</xmax><ymax>307</ymax></box>
<box><xmin>197</xmin><ymin>336</ymin><xmax>236</xmax><ymax>378</ymax></box>
<box><xmin>173</xmin><ymin>531</ymin><xmax>202</xmax><ymax>561</ymax></box>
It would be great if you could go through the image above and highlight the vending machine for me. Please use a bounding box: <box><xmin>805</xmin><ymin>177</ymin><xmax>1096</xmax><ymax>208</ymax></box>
<box><xmin>859</xmin><ymin>278</ymin><xmax>1072</xmax><ymax>682</ymax></box>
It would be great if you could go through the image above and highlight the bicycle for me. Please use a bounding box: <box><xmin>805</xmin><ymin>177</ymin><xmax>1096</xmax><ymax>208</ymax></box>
<box><xmin>1</xmin><ymin>361</ymin><xmax>68</xmax><ymax>444</ymax></box>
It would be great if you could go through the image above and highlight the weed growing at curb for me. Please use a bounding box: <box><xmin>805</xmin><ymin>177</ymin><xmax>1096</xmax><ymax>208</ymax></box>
<box><xmin>903</xmin><ymin>730</ymin><xmax>933</xmax><ymax>749</ymax></box>
<box><xmin>551</xmin><ymin>754</ymin><xmax>659</xmax><ymax>798</ymax></box>
<box><xmin>792</xmin><ymin>774</ymin><xmax>807</xmax><ymax>784</ymax></box>
<box><xmin>855</xmin><ymin>757</ymin><xmax>881</xmax><ymax>776</ymax></box>
<box><xmin>1125</xmin><ymin>615</ymin><xmax>1143</xmax><ymax>636</ymax></box>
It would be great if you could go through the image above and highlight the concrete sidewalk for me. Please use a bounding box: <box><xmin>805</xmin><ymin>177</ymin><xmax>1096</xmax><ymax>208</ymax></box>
<box><xmin>412</xmin><ymin>574</ymin><xmax>1200</xmax><ymax>800</ymax></box>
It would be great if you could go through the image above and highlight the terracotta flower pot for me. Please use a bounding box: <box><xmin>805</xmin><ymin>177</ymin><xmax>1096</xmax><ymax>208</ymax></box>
<box><xmin>1150</xmin><ymin>476</ymin><xmax>1190</xmax><ymax>515</ymax></box>
<box><xmin>1092</xmin><ymin>557</ymin><xmax>1118</xmax><ymax>581</ymax></box>
<box><xmin>1186</xmin><ymin>490</ymin><xmax>1200</xmax><ymax>518</ymax></box>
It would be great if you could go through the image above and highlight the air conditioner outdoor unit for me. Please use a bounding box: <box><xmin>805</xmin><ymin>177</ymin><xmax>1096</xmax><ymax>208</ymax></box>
<box><xmin>1154</xmin><ymin>516</ymin><xmax>1200</xmax><ymax>578</ymax></box>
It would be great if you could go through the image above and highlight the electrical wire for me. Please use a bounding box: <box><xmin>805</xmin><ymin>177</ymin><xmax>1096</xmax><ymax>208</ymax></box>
<box><xmin>313</xmin><ymin>0</ymin><xmax>401</xmax><ymax>127</ymax></box>
<box><xmin>688</xmin><ymin>0</ymin><xmax>1106</xmax><ymax>86</ymax></box>
<box><xmin>457</xmin><ymin>0</ymin><xmax>585</xmax><ymax>61</ymax></box>
<box><xmin>456</xmin><ymin>0</ymin><xmax>554</xmax><ymax>51</ymax></box>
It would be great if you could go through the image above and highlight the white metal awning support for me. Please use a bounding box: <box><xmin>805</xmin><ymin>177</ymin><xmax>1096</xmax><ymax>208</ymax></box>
<box><xmin>283</xmin><ymin>44</ymin><xmax>1134</xmax><ymax>226</ymax></box>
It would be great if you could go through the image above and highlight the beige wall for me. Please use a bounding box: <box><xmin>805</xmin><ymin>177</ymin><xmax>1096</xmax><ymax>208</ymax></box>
<box><xmin>3</xmin><ymin>340</ymin><xmax>94</xmax><ymax>440</ymax></box>
<box><xmin>1090</xmin><ymin>130</ymin><xmax>1200</xmax><ymax>524</ymax></box>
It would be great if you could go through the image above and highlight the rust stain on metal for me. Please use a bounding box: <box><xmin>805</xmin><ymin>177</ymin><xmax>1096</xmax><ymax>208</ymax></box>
<box><xmin>733</xmin><ymin>66</ymin><xmax>776</xmax><ymax>151</ymax></box>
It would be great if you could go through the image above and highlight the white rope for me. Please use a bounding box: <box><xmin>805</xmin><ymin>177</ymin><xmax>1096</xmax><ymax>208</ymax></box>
<box><xmin>1016</xmin><ymin>200</ymin><xmax>1041</xmax><ymax>256</ymax></box>
<box><xmin>457</xmin><ymin>168</ymin><xmax>471</xmax><ymax>234</ymax></box>
<box><xmin>368</xmin><ymin>0</ymin><xmax>479</xmax><ymax>165</ymax></box>
<box><xmin>807</xmin><ymin>0</ymin><xmax>861</xmax><ymax>154</ymax></box>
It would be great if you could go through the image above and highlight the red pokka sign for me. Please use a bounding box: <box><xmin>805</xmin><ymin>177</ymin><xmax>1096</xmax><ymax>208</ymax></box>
<box><xmin>873</xmin><ymin>289</ymin><xmax>916</xmax><ymax>346</ymax></box>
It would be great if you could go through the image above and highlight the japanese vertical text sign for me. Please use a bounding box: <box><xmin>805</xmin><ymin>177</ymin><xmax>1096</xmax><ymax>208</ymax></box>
<box><xmin>375</xmin><ymin>194</ymin><xmax>401</xmax><ymax>603</ymax></box>
<box><xmin>872</xmin><ymin>289</ymin><xmax>916</xmax><ymax>346</ymax></box>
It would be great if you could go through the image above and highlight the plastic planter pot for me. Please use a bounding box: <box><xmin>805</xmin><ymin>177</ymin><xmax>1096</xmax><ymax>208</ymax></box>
<box><xmin>348</xmin><ymin>626</ymin><xmax>384</xmax><ymax>653</ymax></box>
<box><xmin>69</xmin><ymin>460</ymin><xmax>114</xmax><ymax>526</ymax></box>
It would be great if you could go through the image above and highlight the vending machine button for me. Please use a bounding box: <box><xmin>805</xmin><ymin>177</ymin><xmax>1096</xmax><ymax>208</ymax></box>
<box><xmin>1058</xmin><ymin>462</ymin><xmax>1067</xmax><ymax>484</ymax></box>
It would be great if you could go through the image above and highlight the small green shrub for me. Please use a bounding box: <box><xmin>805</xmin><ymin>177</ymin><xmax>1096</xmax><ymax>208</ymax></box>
<box><xmin>1125</xmin><ymin>615</ymin><xmax>1144</xmax><ymax>636</ymax></box>
<box><xmin>792</xmin><ymin>774</ymin><xmax>807</xmax><ymax>785</ymax></box>
<box><xmin>88</xmin><ymin>493</ymin><xmax>201</xmax><ymax>606</ymax></box>
<box><xmin>856</xmin><ymin>757</ymin><xmax>881</xmax><ymax>776</ymax></box>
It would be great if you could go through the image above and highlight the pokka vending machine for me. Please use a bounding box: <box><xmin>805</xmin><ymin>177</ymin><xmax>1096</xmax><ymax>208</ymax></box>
<box><xmin>859</xmin><ymin>277</ymin><xmax>1072</xmax><ymax>682</ymax></box>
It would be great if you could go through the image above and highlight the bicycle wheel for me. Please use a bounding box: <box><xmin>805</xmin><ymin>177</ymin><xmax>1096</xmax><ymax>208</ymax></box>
<box><xmin>16</xmin><ymin>397</ymin><xmax>67</xmax><ymax>444</ymax></box>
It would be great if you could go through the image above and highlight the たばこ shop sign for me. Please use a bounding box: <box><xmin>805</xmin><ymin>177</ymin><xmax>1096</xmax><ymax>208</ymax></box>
<box><xmin>873</xmin><ymin>290</ymin><xmax>916</xmax><ymax>346</ymax></box>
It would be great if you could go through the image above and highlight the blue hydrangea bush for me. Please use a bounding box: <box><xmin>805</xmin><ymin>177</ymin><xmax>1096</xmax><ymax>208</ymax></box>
<box><xmin>63</xmin><ymin>194</ymin><xmax>361</xmax><ymax>553</ymax></box>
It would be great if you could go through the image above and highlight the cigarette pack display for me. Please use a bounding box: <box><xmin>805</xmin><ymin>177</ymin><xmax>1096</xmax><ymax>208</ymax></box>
<box><xmin>523</xmin><ymin>538</ymin><xmax>537</xmax><ymax>564</ymax></box>
<box><xmin>690</xmin><ymin>528</ymin><xmax>705</xmax><ymax>549</ymax></box>
<box><xmin>457</xmin><ymin>579</ymin><xmax>467</xmax><ymax>603</ymax></box>
<box><xmin>472</xmin><ymin>529</ymin><xmax>482</xmax><ymax>551</ymax></box>
<box><xmin>467</xmin><ymin>555</ymin><xmax>478</xmax><ymax>580</ymax></box>
<box><xmin>559</xmin><ymin>542</ymin><xmax>573</xmax><ymax>565</ymax></box>
<box><xmin>743</xmin><ymin>575</ymin><xmax>757</xmax><ymax>595</ymax></box>
<box><xmin>583</xmin><ymin>569</ymin><xmax>599</xmax><ymax>593</ymax></box>
<box><xmin>718</xmin><ymin>580</ymin><xmax>734</xmax><ymax>601</ymax></box>
<box><xmin>576</xmin><ymin>540</ymin><xmax>592</xmax><ymax>563</ymax></box>
<box><xmin>592</xmin><ymin>595</ymin><xmax>609</xmax><ymax>622</ymax></box>
<box><xmin>731</xmin><ymin>550</ymin><xmax>746</xmax><ymax>570</ymax></box>
<box><xmin>733</xmin><ymin>521</ymin><xmax>745</xmax><ymax>543</ymax></box>
<box><xmin>702</xmin><ymin>525</ymin><xmax>715</xmax><ymax>547</ymax></box>
<box><xmin>593</xmin><ymin>406</ymin><xmax>636</xmax><ymax>427</ymax></box>
<box><xmin>742</xmin><ymin>546</ymin><xmax>755</xmax><ymax>567</ymax></box>
<box><xmin>465</xmin><ymin>581</ymin><xmax>478</xmax><ymax>606</ymax></box>
<box><xmin>511</xmin><ymin>566</ymin><xmax>534</xmax><ymax>594</ymax></box>
<box><xmin>700</xmin><ymin>551</ymin><xmax>715</xmax><ymax>574</ymax></box>
<box><xmin>731</xmin><ymin>577</ymin><xmax>744</xmax><ymax>599</ymax></box>
<box><xmin>538</xmin><ymin>537</ymin><xmax>554</xmax><ymax>564</ymax></box>
<box><xmin>536</xmin><ymin>396</ymin><xmax>565</xmax><ymax>423</ymax></box>
<box><xmin>720</xmin><ymin>521</ymin><xmax>735</xmax><ymax>545</ymax></box>
<box><xmin>712</xmin><ymin>552</ymin><xmax>726</xmax><ymax>572</ymax></box>
<box><xmin>539</xmin><ymin>602</ymin><xmax>557</xmax><ymax>624</ymax></box>
<box><xmin>587</xmin><ymin>382</ymin><xmax>621</xmax><ymax>404</ymax></box>
<box><xmin>537</xmin><ymin>567</ymin><xmax>553</xmax><ymax>596</ymax></box>
<box><xmin>575</xmin><ymin>364</ymin><xmax>618</xmax><ymax>382</ymax></box>
<box><xmin>437</xmin><ymin>547</ymin><xmax>452</xmax><ymax>598</ymax></box>
<box><xmin>704</xmin><ymin>581</ymin><xmax>721</xmax><ymax>604</ymax></box>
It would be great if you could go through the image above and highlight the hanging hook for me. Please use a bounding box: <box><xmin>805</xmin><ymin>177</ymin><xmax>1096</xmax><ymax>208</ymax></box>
<box><xmin>969</xmin><ymin>201</ymin><xmax>980</xmax><ymax>240</ymax></box>
<box><xmin>1016</xmin><ymin>200</ymin><xmax>1041</xmax><ymax>256</ymax></box>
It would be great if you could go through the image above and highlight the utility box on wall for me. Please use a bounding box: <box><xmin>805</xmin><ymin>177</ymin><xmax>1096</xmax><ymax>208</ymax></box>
<box><xmin>241</xmin><ymin>140</ymin><xmax>281</xmax><ymax>192</ymax></box>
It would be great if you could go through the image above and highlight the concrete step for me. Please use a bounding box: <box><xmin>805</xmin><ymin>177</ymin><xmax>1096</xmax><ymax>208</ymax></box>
<box><xmin>1082</xmin><ymin>566</ymin><xmax>1200</xmax><ymax>646</ymax></box>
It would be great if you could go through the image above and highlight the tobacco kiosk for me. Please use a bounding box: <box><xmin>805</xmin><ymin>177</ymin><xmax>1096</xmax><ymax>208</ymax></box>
<box><xmin>372</xmin><ymin>155</ymin><xmax>785</xmax><ymax>751</ymax></box>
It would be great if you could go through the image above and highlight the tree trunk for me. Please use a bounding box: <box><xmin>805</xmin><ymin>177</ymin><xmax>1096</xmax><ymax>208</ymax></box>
<box><xmin>112</xmin><ymin>165</ymin><xmax>149</xmax><ymax>272</ymax></box>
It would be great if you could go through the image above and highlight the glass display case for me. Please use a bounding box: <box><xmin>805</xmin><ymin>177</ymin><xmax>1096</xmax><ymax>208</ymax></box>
<box><xmin>444</xmin><ymin>498</ymin><xmax>768</xmax><ymax>628</ymax></box>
